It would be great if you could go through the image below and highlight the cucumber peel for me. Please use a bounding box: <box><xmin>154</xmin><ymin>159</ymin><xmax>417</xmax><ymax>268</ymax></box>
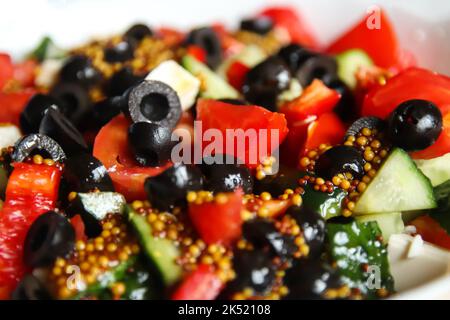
<box><xmin>336</xmin><ymin>49</ymin><xmax>373</xmax><ymax>89</ymax></box>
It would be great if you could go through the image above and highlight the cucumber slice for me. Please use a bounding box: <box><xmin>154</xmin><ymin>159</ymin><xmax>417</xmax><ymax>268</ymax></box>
<box><xmin>415</xmin><ymin>152</ymin><xmax>450</xmax><ymax>187</ymax></box>
<box><xmin>336</xmin><ymin>49</ymin><xmax>373</xmax><ymax>89</ymax></box>
<box><xmin>217</xmin><ymin>45</ymin><xmax>267</xmax><ymax>78</ymax></box>
<box><xmin>182</xmin><ymin>55</ymin><xmax>239</xmax><ymax>100</ymax></box>
<box><xmin>355</xmin><ymin>212</ymin><xmax>404</xmax><ymax>243</ymax></box>
<box><xmin>354</xmin><ymin>148</ymin><xmax>436</xmax><ymax>214</ymax></box>
<box><xmin>126</xmin><ymin>206</ymin><xmax>182</xmax><ymax>286</ymax></box>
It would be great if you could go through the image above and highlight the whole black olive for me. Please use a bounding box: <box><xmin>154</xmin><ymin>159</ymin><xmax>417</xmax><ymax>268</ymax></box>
<box><xmin>106</xmin><ymin>67</ymin><xmax>145</xmax><ymax>97</ymax></box>
<box><xmin>128</xmin><ymin>122</ymin><xmax>174</xmax><ymax>167</ymax></box>
<box><xmin>12</xmin><ymin>134</ymin><xmax>66</xmax><ymax>163</ymax></box>
<box><xmin>104</xmin><ymin>41</ymin><xmax>135</xmax><ymax>63</ymax></box>
<box><xmin>217</xmin><ymin>98</ymin><xmax>249</xmax><ymax>105</ymax></box>
<box><xmin>284</xmin><ymin>259</ymin><xmax>343</xmax><ymax>299</ymax></box>
<box><xmin>243</xmin><ymin>219</ymin><xmax>297</xmax><ymax>260</ymax></box>
<box><xmin>253</xmin><ymin>166</ymin><xmax>304</xmax><ymax>197</ymax></box>
<box><xmin>324</xmin><ymin>76</ymin><xmax>357</xmax><ymax>123</ymax></box>
<box><xmin>19</xmin><ymin>94</ymin><xmax>62</xmax><ymax>134</ymax></box>
<box><xmin>228</xmin><ymin>249</ymin><xmax>276</xmax><ymax>295</ymax></box>
<box><xmin>240</xmin><ymin>17</ymin><xmax>273</xmax><ymax>35</ymax></box>
<box><xmin>387</xmin><ymin>99</ymin><xmax>443</xmax><ymax>151</ymax></box>
<box><xmin>295</xmin><ymin>54</ymin><xmax>338</xmax><ymax>87</ymax></box>
<box><xmin>200</xmin><ymin>155</ymin><xmax>253</xmax><ymax>193</ymax></box>
<box><xmin>144</xmin><ymin>163</ymin><xmax>203</xmax><ymax>210</ymax></box>
<box><xmin>127</xmin><ymin>80</ymin><xmax>182</xmax><ymax>130</ymax></box>
<box><xmin>286</xmin><ymin>205</ymin><xmax>326</xmax><ymax>258</ymax></box>
<box><xmin>63</xmin><ymin>154</ymin><xmax>114</xmax><ymax>193</ymax></box>
<box><xmin>185</xmin><ymin>27</ymin><xmax>222</xmax><ymax>69</ymax></box>
<box><xmin>59</xmin><ymin>55</ymin><xmax>102</xmax><ymax>88</ymax></box>
<box><xmin>242</xmin><ymin>56</ymin><xmax>291</xmax><ymax>111</ymax></box>
<box><xmin>50</xmin><ymin>82</ymin><xmax>92</xmax><ymax>125</ymax></box>
<box><xmin>345</xmin><ymin>116</ymin><xmax>386</xmax><ymax>140</ymax></box>
<box><xmin>11</xmin><ymin>274</ymin><xmax>52</xmax><ymax>300</ymax></box>
<box><xmin>124</xmin><ymin>23</ymin><xmax>153</xmax><ymax>44</ymax></box>
<box><xmin>315</xmin><ymin>145</ymin><xmax>365</xmax><ymax>180</ymax></box>
<box><xmin>277</xmin><ymin>44</ymin><xmax>314</xmax><ymax>74</ymax></box>
<box><xmin>23</xmin><ymin>211</ymin><xmax>75</xmax><ymax>268</ymax></box>
<box><xmin>39</xmin><ymin>107</ymin><xmax>88</xmax><ymax>157</ymax></box>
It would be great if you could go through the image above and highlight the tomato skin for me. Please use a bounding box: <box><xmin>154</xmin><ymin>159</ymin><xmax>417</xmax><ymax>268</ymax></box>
<box><xmin>172</xmin><ymin>264</ymin><xmax>223</xmax><ymax>300</ymax></box>
<box><xmin>327</xmin><ymin>10</ymin><xmax>400</xmax><ymax>69</ymax></box>
<box><xmin>259</xmin><ymin>7</ymin><xmax>319</xmax><ymax>49</ymax></box>
<box><xmin>186</xmin><ymin>45</ymin><xmax>207</xmax><ymax>64</ymax></box>
<box><xmin>188</xmin><ymin>190</ymin><xmax>243</xmax><ymax>246</ymax></box>
<box><xmin>0</xmin><ymin>89</ymin><xmax>35</xmax><ymax>126</ymax></box>
<box><xmin>412</xmin><ymin>112</ymin><xmax>450</xmax><ymax>160</ymax></box>
<box><xmin>410</xmin><ymin>216</ymin><xmax>450</xmax><ymax>250</ymax></box>
<box><xmin>196</xmin><ymin>99</ymin><xmax>288</xmax><ymax>169</ymax></box>
<box><xmin>93</xmin><ymin>115</ymin><xmax>171</xmax><ymax>200</ymax></box>
<box><xmin>0</xmin><ymin>163</ymin><xmax>61</xmax><ymax>298</ymax></box>
<box><xmin>280</xmin><ymin>79</ymin><xmax>341</xmax><ymax>124</ymax></box>
<box><xmin>0</xmin><ymin>53</ymin><xmax>14</xmax><ymax>90</ymax></box>
<box><xmin>226</xmin><ymin>61</ymin><xmax>250</xmax><ymax>91</ymax></box>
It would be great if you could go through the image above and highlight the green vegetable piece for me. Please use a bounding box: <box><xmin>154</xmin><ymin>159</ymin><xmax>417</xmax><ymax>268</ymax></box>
<box><xmin>336</xmin><ymin>49</ymin><xmax>373</xmax><ymax>89</ymax></box>
<box><xmin>327</xmin><ymin>219</ymin><xmax>395</xmax><ymax>298</ymax></box>
<box><xmin>429</xmin><ymin>180</ymin><xmax>450</xmax><ymax>233</ymax></box>
<box><xmin>355</xmin><ymin>212</ymin><xmax>404</xmax><ymax>243</ymax></box>
<box><xmin>302</xmin><ymin>184</ymin><xmax>346</xmax><ymax>220</ymax></box>
<box><xmin>415</xmin><ymin>153</ymin><xmax>450</xmax><ymax>187</ymax></box>
<box><xmin>30</xmin><ymin>36</ymin><xmax>66</xmax><ymax>62</ymax></box>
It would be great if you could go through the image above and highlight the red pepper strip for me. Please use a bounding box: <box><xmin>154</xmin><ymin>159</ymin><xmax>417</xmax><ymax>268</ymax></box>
<box><xmin>172</xmin><ymin>264</ymin><xmax>224</xmax><ymax>300</ymax></box>
<box><xmin>409</xmin><ymin>215</ymin><xmax>450</xmax><ymax>250</ymax></box>
<box><xmin>0</xmin><ymin>163</ymin><xmax>61</xmax><ymax>298</ymax></box>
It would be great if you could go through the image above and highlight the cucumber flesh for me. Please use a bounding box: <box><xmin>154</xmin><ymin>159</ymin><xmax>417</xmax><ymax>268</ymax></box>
<box><xmin>182</xmin><ymin>55</ymin><xmax>239</xmax><ymax>100</ymax></box>
<box><xmin>415</xmin><ymin>152</ymin><xmax>450</xmax><ymax>187</ymax></box>
<box><xmin>336</xmin><ymin>49</ymin><xmax>373</xmax><ymax>89</ymax></box>
<box><xmin>217</xmin><ymin>45</ymin><xmax>267</xmax><ymax>78</ymax></box>
<box><xmin>355</xmin><ymin>212</ymin><xmax>404</xmax><ymax>243</ymax></box>
<box><xmin>354</xmin><ymin>148</ymin><xmax>436</xmax><ymax>214</ymax></box>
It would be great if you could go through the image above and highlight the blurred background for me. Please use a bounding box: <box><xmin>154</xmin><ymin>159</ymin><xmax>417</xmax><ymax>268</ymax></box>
<box><xmin>0</xmin><ymin>0</ymin><xmax>449</xmax><ymax>74</ymax></box>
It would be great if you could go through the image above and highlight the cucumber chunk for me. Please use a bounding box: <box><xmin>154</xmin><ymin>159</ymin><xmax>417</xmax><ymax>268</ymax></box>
<box><xmin>182</xmin><ymin>55</ymin><xmax>239</xmax><ymax>100</ymax></box>
<box><xmin>302</xmin><ymin>184</ymin><xmax>346</xmax><ymax>220</ymax></box>
<box><xmin>415</xmin><ymin>152</ymin><xmax>450</xmax><ymax>187</ymax></box>
<box><xmin>29</xmin><ymin>36</ymin><xmax>66</xmax><ymax>62</ymax></box>
<box><xmin>126</xmin><ymin>206</ymin><xmax>182</xmax><ymax>286</ymax></box>
<box><xmin>355</xmin><ymin>212</ymin><xmax>404</xmax><ymax>243</ymax></box>
<box><xmin>336</xmin><ymin>49</ymin><xmax>373</xmax><ymax>89</ymax></box>
<box><xmin>354</xmin><ymin>148</ymin><xmax>436</xmax><ymax>214</ymax></box>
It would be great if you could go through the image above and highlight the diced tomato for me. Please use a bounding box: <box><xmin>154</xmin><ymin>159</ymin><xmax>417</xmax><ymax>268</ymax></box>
<box><xmin>93</xmin><ymin>115</ymin><xmax>172</xmax><ymax>201</ymax></box>
<box><xmin>188</xmin><ymin>190</ymin><xmax>243</xmax><ymax>245</ymax></box>
<box><xmin>0</xmin><ymin>89</ymin><xmax>36</xmax><ymax>126</ymax></box>
<box><xmin>412</xmin><ymin>112</ymin><xmax>450</xmax><ymax>160</ymax></box>
<box><xmin>196</xmin><ymin>99</ymin><xmax>288</xmax><ymax>169</ymax></box>
<box><xmin>0</xmin><ymin>53</ymin><xmax>14</xmax><ymax>90</ymax></box>
<box><xmin>186</xmin><ymin>45</ymin><xmax>207</xmax><ymax>64</ymax></box>
<box><xmin>157</xmin><ymin>27</ymin><xmax>185</xmax><ymax>47</ymax></box>
<box><xmin>409</xmin><ymin>215</ymin><xmax>450</xmax><ymax>250</ymax></box>
<box><xmin>13</xmin><ymin>59</ymin><xmax>37</xmax><ymax>88</ymax></box>
<box><xmin>226</xmin><ymin>61</ymin><xmax>250</xmax><ymax>91</ymax></box>
<box><xmin>259</xmin><ymin>6</ymin><xmax>319</xmax><ymax>49</ymax></box>
<box><xmin>171</xmin><ymin>264</ymin><xmax>224</xmax><ymax>300</ymax></box>
<box><xmin>327</xmin><ymin>10</ymin><xmax>401</xmax><ymax>69</ymax></box>
<box><xmin>212</xmin><ymin>24</ymin><xmax>244</xmax><ymax>57</ymax></box>
<box><xmin>71</xmin><ymin>215</ymin><xmax>87</xmax><ymax>242</ymax></box>
<box><xmin>0</xmin><ymin>163</ymin><xmax>61</xmax><ymax>298</ymax></box>
<box><xmin>280</xmin><ymin>79</ymin><xmax>341</xmax><ymax>124</ymax></box>
<box><xmin>362</xmin><ymin>68</ymin><xmax>450</xmax><ymax>119</ymax></box>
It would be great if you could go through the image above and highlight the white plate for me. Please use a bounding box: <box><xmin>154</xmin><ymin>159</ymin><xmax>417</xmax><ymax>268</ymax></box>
<box><xmin>1</xmin><ymin>0</ymin><xmax>450</xmax><ymax>299</ymax></box>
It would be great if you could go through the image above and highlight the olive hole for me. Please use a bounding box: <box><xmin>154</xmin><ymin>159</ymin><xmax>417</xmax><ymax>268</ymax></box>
<box><xmin>31</xmin><ymin>224</ymin><xmax>49</xmax><ymax>252</ymax></box>
<box><xmin>140</xmin><ymin>93</ymin><xmax>170</xmax><ymax>122</ymax></box>
<box><xmin>30</xmin><ymin>149</ymin><xmax>52</xmax><ymax>159</ymax></box>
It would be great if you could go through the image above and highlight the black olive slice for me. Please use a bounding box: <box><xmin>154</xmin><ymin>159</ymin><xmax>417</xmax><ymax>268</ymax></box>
<box><xmin>124</xmin><ymin>24</ymin><xmax>153</xmax><ymax>44</ymax></box>
<box><xmin>11</xmin><ymin>274</ymin><xmax>52</xmax><ymax>300</ymax></box>
<box><xmin>277</xmin><ymin>44</ymin><xmax>315</xmax><ymax>74</ymax></box>
<box><xmin>104</xmin><ymin>41</ymin><xmax>135</xmax><ymax>63</ymax></box>
<box><xmin>59</xmin><ymin>55</ymin><xmax>102</xmax><ymax>88</ymax></box>
<box><xmin>345</xmin><ymin>116</ymin><xmax>386</xmax><ymax>139</ymax></box>
<box><xmin>39</xmin><ymin>107</ymin><xmax>88</xmax><ymax>157</ymax></box>
<box><xmin>315</xmin><ymin>145</ymin><xmax>365</xmax><ymax>180</ymax></box>
<box><xmin>50</xmin><ymin>82</ymin><xmax>92</xmax><ymax>125</ymax></box>
<box><xmin>240</xmin><ymin>17</ymin><xmax>273</xmax><ymax>35</ymax></box>
<box><xmin>12</xmin><ymin>134</ymin><xmax>66</xmax><ymax>163</ymax></box>
<box><xmin>106</xmin><ymin>67</ymin><xmax>145</xmax><ymax>97</ymax></box>
<box><xmin>127</xmin><ymin>80</ymin><xmax>182</xmax><ymax>129</ymax></box>
<box><xmin>23</xmin><ymin>211</ymin><xmax>75</xmax><ymax>268</ymax></box>
<box><xmin>185</xmin><ymin>27</ymin><xmax>222</xmax><ymax>69</ymax></box>
<box><xmin>217</xmin><ymin>98</ymin><xmax>249</xmax><ymax>105</ymax></box>
<box><xmin>19</xmin><ymin>94</ymin><xmax>62</xmax><ymax>134</ymax></box>
<box><xmin>295</xmin><ymin>54</ymin><xmax>337</xmax><ymax>87</ymax></box>
<box><xmin>91</xmin><ymin>96</ymin><xmax>124</xmax><ymax>128</ymax></box>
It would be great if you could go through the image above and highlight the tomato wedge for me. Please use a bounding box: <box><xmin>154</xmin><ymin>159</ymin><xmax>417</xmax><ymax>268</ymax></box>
<box><xmin>0</xmin><ymin>163</ymin><xmax>61</xmax><ymax>299</ymax></box>
<box><xmin>171</xmin><ymin>264</ymin><xmax>224</xmax><ymax>300</ymax></box>
<box><xmin>259</xmin><ymin>6</ymin><xmax>319</xmax><ymax>49</ymax></box>
<box><xmin>280</xmin><ymin>79</ymin><xmax>341</xmax><ymax>124</ymax></box>
<box><xmin>327</xmin><ymin>10</ymin><xmax>401</xmax><ymax>69</ymax></box>
<box><xmin>93</xmin><ymin>115</ymin><xmax>171</xmax><ymax>200</ymax></box>
<box><xmin>188</xmin><ymin>190</ymin><xmax>243</xmax><ymax>245</ymax></box>
<box><xmin>196</xmin><ymin>99</ymin><xmax>288</xmax><ymax>169</ymax></box>
<box><xmin>409</xmin><ymin>215</ymin><xmax>450</xmax><ymax>250</ymax></box>
<box><xmin>0</xmin><ymin>89</ymin><xmax>35</xmax><ymax>126</ymax></box>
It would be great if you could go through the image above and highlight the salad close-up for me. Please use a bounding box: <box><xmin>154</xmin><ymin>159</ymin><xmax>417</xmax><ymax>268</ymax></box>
<box><xmin>0</xmin><ymin>1</ymin><xmax>450</xmax><ymax>301</ymax></box>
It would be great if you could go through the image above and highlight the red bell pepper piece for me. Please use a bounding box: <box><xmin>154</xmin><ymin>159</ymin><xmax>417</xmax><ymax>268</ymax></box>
<box><xmin>0</xmin><ymin>53</ymin><xmax>14</xmax><ymax>90</ymax></box>
<box><xmin>157</xmin><ymin>27</ymin><xmax>185</xmax><ymax>47</ymax></box>
<box><xmin>0</xmin><ymin>163</ymin><xmax>61</xmax><ymax>298</ymax></box>
<box><xmin>171</xmin><ymin>264</ymin><xmax>224</xmax><ymax>300</ymax></box>
<box><xmin>212</xmin><ymin>24</ymin><xmax>244</xmax><ymax>58</ymax></box>
<box><xmin>13</xmin><ymin>59</ymin><xmax>37</xmax><ymax>88</ymax></box>
<box><xmin>93</xmin><ymin>114</ymin><xmax>172</xmax><ymax>201</ymax></box>
<box><xmin>196</xmin><ymin>99</ymin><xmax>288</xmax><ymax>169</ymax></box>
<box><xmin>186</xmin><ymin>45</ymin><xmax>207</xmax><ymax>64</ymax></box>
<box><xmin>188</xmin><ymin>189</ymin><xmax>243</xmax><ymax>246</ymax></box>
<box><xmin>412</xmin><ymin>112</ymin><xmax>450</xmax><ymax>160</ymax></box>
<box><xmin>327</xmin><ymin>10</ymin><xmax>401</xmax><ymax>69</ymax></box>
<box><xmin>0</xmin><ymin>89</ymin><xmax>36</xmax><ymax>126</ymax></box>
<box><xmin>280</xmin><ymin>79</ymin><xmax>341</xmax><ymax>125</ymax></box>
<box><xmin>71</xmin><ymin>215</ymin><xmax>87</xmax><ymax>242</ymax></box>
<box><xmin>409</xmin><ymin>215</ymin><xmax>450</xmax><ymax>250</ymax></box>
<box><xmin>226</xmin><ymin>61</ymin><xmax>250</xmax><ymax>91</ymax></box>
<box><xmin>259</xmin><ymin>6</ymin><xmax>319</xmax><ymax>49</ymax></box>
